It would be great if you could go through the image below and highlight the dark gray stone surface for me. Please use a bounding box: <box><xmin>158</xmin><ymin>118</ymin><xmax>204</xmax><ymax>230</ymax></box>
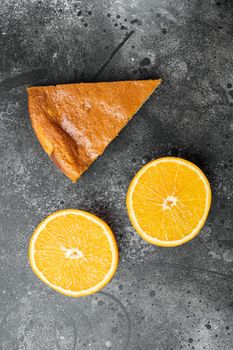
<box><xmin>0</xmin><ymin>0</ymin><xmax>233</xmax><ymax>349</ymax></box>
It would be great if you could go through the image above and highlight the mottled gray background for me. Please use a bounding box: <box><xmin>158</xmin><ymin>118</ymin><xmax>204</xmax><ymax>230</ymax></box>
<box><xmin>0</xmin><ymin>0</ymin><xmax>233</xmax><ymax>349</ymax></box>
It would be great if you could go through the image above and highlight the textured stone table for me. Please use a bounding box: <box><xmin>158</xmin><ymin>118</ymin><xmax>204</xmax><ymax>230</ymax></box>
<box><xmin>0</xmin><ymin>1</ymin><xmax>233</xmax><ymax>349</ymax></box>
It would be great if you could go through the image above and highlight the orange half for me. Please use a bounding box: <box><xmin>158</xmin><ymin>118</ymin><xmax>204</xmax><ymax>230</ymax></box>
<box><xmin>29</xmin><ymin>210</ymin><xmax>118</xmax><ymax>297</ymax></box>
<box><xmin>126</xmin><ymin>157</ymin><xmax>212</xmax><ymax>247</ymax></box>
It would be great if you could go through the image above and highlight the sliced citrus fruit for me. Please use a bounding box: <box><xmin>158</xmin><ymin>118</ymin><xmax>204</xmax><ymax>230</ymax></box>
<box><xmin>126</xmin><ymin>157</ymin><xmax>212</xmax><ymax>247</ymax></box>
<box><xmin>29</xmin><ymin>209</ymin><xmax>118</xmax><ymax>297</ymax></box>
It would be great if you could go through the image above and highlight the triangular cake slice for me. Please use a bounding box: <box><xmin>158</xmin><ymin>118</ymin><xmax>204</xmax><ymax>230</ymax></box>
<box><xmin>27</xmin><ymin>79</ymin><xmax>161</xmax><ymax>182</ymax></box>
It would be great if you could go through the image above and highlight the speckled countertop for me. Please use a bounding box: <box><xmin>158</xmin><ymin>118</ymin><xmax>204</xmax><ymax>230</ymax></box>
<box><xmin>0</xmin><ymin>1</ymin><xmax>233</xmax><ymax>349</ymax></box>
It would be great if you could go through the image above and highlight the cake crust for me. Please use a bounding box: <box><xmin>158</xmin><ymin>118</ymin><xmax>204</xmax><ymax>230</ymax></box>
<box><xmin>27</xmin><ymin>80</ymin><xmax>161</xmax><ymax>182</ymax></box>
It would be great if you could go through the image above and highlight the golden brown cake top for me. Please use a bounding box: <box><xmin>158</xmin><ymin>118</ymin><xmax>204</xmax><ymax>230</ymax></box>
<box><xmin>28</xmin><ymin>80</ymin><xmax>161</xmax><ymax>182</ymax></box>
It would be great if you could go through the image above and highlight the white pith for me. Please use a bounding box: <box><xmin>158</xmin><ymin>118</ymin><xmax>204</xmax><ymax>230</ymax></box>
<box><xmin>162</xmin><ymin>195</ymin><xmax>178</xmax><ymax>210</ymax></box>
<box><xmin>61</xmin><ymin>246</ymin><xmax>86</xmax><ymax>260</ymax></box>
